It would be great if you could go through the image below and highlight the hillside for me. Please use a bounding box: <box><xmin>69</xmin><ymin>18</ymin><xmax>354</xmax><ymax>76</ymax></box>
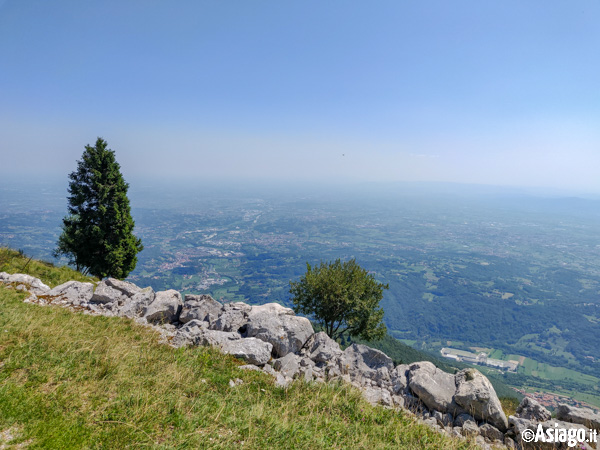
<box><xmin>0</xmin><ymin>249</ymin><xmax>476</xmax><ymax>449</ymax></box>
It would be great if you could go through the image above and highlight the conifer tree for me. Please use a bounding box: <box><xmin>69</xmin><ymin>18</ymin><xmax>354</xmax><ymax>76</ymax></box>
<box><xmin>55</xmin><ymin>138</ymin><xmax>143</xmax><ymax>279</ymax></box>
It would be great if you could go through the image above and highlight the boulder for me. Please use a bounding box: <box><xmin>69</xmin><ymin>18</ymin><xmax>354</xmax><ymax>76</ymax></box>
<box><xmin>219</xmin><ymin>338</ymin><xmax>273</xmax><ymax>366</ymax></box>
<box><xmin>196</xmin><ymin>328</ymin><xmax>241</xmax><ymax>347</ymax></box>
<box><xmin>46</xmin><ymin>280</ymin><xmax>94</xmax><ymax>306</ymax></box>
<box><xmin>244</xmin><ymin>303</ymin><xmax>314</xmax><ymax>357</ymax></box>
<box><xmin>454</xmin><ymin>413</ymin><xmax>475</xmax><ymax>427</ymax></box>
<box><xmin>171</xmin><ymin>319</ymin><xmax>209</xmax><ymax>347</ymax></box>
<box><xmin>408</xmin><ymin>361</ymin><xmax>459</xmax><ymax>415</ymax></box>
<box><xmin>390</xmin><ymin>364</ymin><xmax>409</xmax><ymax>394</ymax></box>
<box><xmin>273</xmin><ymin>352</ymin><xmax>301</xmax><ymax>379</ymax></box>
<box><xmin>0</xmin><ymin>272</ymin><xmax>50</xmax><ymax>295</ymax></box>
<box><xmin>105</xmin><ymin>278</ymin><xmax>143</xmax><ymax>298</ymax></box>
<box><xmin>454</xmin><ymin>368</ymin><xmax>508</xmax><ymax>432</ymax></box>
<box><xmin>362</xmin><ymin>386</ymin><xmax>394</xmax><ymax>407</ymax></box>
<box><xmin>479</xmin><ymin>423</ymin><xmax>504</xmax><ymax>442</ymax></box>
<box><xmin>91</xmin><ymin>280</ymin><xmax>129</xmax><ymax>304</ymax></box>
<box><xmin>459</xmin><ymin>420</ymin><xmax>479</xmax><ymax>437</ymax></box>
<box><xmin>142</xmin><ymin>289</ymin><xmax>183</xmax><ymax>324</ymax></box>
<box><xmin>180</xmin><ymin>294</ymin><xmax>222</xmax><ymax>324</ymax></box>
<box><xmin>211</xmin><ymin>302</ymin><xmax>251</xmax><ymax>332</ymax></box>
<box><xmin>118</xmin><ymin>288</ymin><xmax>155</xmax><ymax>318</ymax></box>
<box><xmin>300</xmin><ymin>332</ymin><xmax>342</xmax><ymax>364</ymax></box>
<box><xmin>556</xmin><ymin>404</ymin><xmax>600</xmax><ymax>431</ymax></box>
<box><xmin>340</xmin><ymin>343</ymin><xmax>394</xmax><ymax>381</ymax></box>
<box><xmin>508</xmin><ymin>415</ymin><xmax>535</xmax><ymax>436</ymax></box>
<box><xmin>515</xmin><ymin>397</ymin><xmax>552</xmax><ymax>422</ymax></box>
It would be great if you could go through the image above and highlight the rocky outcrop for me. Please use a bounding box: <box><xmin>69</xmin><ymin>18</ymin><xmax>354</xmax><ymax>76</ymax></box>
<box><xmin>6</xmin><ymin>271</ymin><xmax>600</xmax><ymax>449</ymax></box>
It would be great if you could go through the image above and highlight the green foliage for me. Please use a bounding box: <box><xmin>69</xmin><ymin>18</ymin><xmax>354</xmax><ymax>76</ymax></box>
<box><xmin>0</xmin><ymin>286</ymin><xmax>475</xmax><ymax>449</ymax></box>
<box><xmin>55</xmin><ymin>138</ymin><xmax>143</xmax><ymax>279</ymax></box>
<box><xmin>290</xmin><ymin>258</ymin><xmax>388</xmax><ymax>341</ymax></box>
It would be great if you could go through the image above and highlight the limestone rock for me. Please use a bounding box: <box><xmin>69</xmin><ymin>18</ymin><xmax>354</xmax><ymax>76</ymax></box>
<box><xmin>92</xmin><ymin>280</ymin><xmax>128</xmax><ymax>304</ymax></box>
<box><xmin>340</xmin><ymin>343</ymin><xmax>394</xmax><ymax>382</ymax></box>
<box><xmin>300</xmin><ymin>332</ymin><xmax>342</xmax><ymax>364</ymax></box>
<box><xmin>479</xmin><ymin>423</ymin><xmax>504</xmax><ymax>442</ymax></box>
<box><xmin>105</xmin><ymin>278</ymin><xmax>143</xmax><ymax>298</ymax></box>
<box><xmin>171</xmin><ymin>319</ymin><xmax>209</xmax><ymax>347</ymax></box>
<box><xmin>515</xmin><ymin>397</ymin><xmax>552</xmax><ymax>422</ymax></box>
<box><xmin>408</xmin><ymin>361</ymin><xmax>459</xmax><ymax>415</ymax></box>
<box><xmin>362</xmin><ymin>386</ymin><xmax>394</xmax><ymax>407</ymax></box>
<box><xmin>142</xmin><ymin>289</ymin><xmax>183</xmax><ymax>324</ymax></box>
<box><xmin>244</xmin><ymin>303</ymin><xmax>313</xmax><ymax>357</ymax></box>
<box><xmin>211</xmin><ymin>302</ymin><xmax>251</xmax><ymax>332</ymax></box>
<box><xmin>179</xmin><ymin>294</ymin><xmax>222</xmax><ymax>324</ymax></box>
<box><xmin>273</xmin><ymin>352</ymin><xmax>301</xmax><ymax>379</ymax></box>
<box><xmin>459</xmin><ymin>420</ymin><xmax>479</xmax><ymax>437</ymax></box>
<box><xmin>0</xmin><ymin>272</ymin><xmax>50</xmax><ymax>295</ymax></box>
<box><xmin>220</xmin><ymin>338</ymin><xmax>272</xmax><ymax>366</ymax></box>
<box><xmin>454</xmin><ymin>368</ymin><xmax>508</xmax><ymax>431</ymax></box>
<box><xmin>557</xmin><ymin>404</ymin><xmax>600</xmax><ymax>431</ymax></box>
<box><xmin>390</xmin><ymin>364</ymin><xmax>409</xmax><ymax>395</ymax></box>
<box><xmin>46</xmin><ymin>280</ymin><xmax>94</xmax><ymax>306</ymax></box>
<box><xmin>454</xmin><ymin>413</ymin><xmax>475</xmax><ymax>427</ymax></box>
<box><xmin>118</xmin><ymin>288</ymin><xmax>155</xmax><ymax>318</ymax></box>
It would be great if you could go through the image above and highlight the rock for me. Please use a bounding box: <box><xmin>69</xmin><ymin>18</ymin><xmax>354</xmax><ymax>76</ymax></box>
<box><xmin>479</xmin><ymin>423</ymin><xmax>504</xmax><ymax>442</ymax></box>
<box><xmin>211</xmin><ymin>302</ymin><xmax>251</xmax><ymax>332</ymax></box>
<box><xmin>46</xmin><ymin>280</ymin><xmax>94</xmax><ymax>306</ymax></box>
<box><xmin>454</xmin><ymin>368</ymin><xmax>508</xmax><ymax>432</ymax></box>
<box><xmin>105</xmin><ymin>278</ymin><xmax>143</xmax><ymax>298</ymax></box>
<box><xmin>118</xmin><ymin>288</ymin><xmax>155</xmax><ymax>318</ymax></box>
<box><xmin>515</xmin><ymin>397</ymin><xmax>552</xmax><ymax>422</ymax></box>
<box><xmin>556</xmin><ymin>404</ymin><xmax>600</xmax><ymax>431</ymax></box>
<box><xmin>244</xmin><ymin>303</ymin><xmax>314</xmax><ymax>357</ymax></box>
<box><xmin>171</xmin><ymin>319</ymin><xmax>210</xmax><ymax>347</ymax></box>
<box><xmin>229</xmin><ymin>378</ymin><xmax>243</xmax><ymax>387</ymax></box>
<box><xmin>91</xmin><ymin>280</ymin><xmax>129</xmax><ymax>304</ymax></box>
<box><xmin>263</xmin><ymin>363</ymin><xmax>291</xmax><ymax>387</ymax></box>
<box><xmin>238</xmin><ymin>364</ymin><xmax>261</xmax><ymax>372</ymax></box>
<box><xmin>0</xmin><ymin>272</ymin><xmax>50</xmax><ymax>295</ymax></box>
<box><xmin>459</xmin><ymin>420</ymin><xmax>479</xmax><ymax>437</ymax></box>
<box><xmin>179</xmin><ymin>294</ymin><xmax>222</xmax><ymax>324</ymax></box>
<box><xmin>508</xmin><ymin>415</ymin><xmax>535</xmax><ymax>436</ymax></box>
<box><xmin>273</xmin><ymin>352</ymin><xmax>301</xmax><ymax>379</ymax></box>
<box><xmin>503</xmin><ymin>436</ymin><xmax>517</xmax><ymax>449</ymax></box>
<box><xmin>340</xmin><ymin>344</ymin><xmax>394</xmax><ymax>382</ymax></box>
<box><xmin>142</xmin><ymin>290</ymin><xmax>183</xmax><ymax>324</ymax></box>
<box><xmin>408</xmin><ymin>361</ymin><xmax>459</xmax><ymax>415</ymax></box>
<box><xmin>390</xmin><ymin>364</ymin><xmax>409</xmax><ymax>395</ymax></box>
<box><xmin>432</xmin><ymin>410</ymin><xmax>453</xmax><ymax>427</ymax></box>
<box><xmin>454</xmin><ymin>413</ymin><xmax>475</xmax><ymax>427</ymax></box>
<box><xmin>300</xmin><ymin>332</ymin><xmax>342</xmax><ymax>364</ymax></box>
<box><xmin>362</xmin><ymin>386</ymin><xmax>394</xmax><ymax>407</ymax></box>
<box><xmin>219</xmin><ymin>337</ymin><xmax>273</xmax><ymax>366</ymax></box>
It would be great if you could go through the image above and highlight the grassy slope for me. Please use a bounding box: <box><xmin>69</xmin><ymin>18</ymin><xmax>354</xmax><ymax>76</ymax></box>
<box><xmin>0</xmin><ymin>251</ymin><xmax>476</xmax><ymax>449</ymax></box>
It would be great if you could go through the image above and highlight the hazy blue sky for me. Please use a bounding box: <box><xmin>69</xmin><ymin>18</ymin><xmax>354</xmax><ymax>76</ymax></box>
<box><xmin>1</xmin><ymin>1</ymin><xmax>599</xmax><ymax>192</ymax></box>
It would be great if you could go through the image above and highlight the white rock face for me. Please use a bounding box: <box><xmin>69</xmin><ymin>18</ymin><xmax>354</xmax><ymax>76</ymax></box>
<box><xmin>46</xmin><ymin>281</ymin><xmax>94</xmax><ymax>306</ymax></box>
<box><xmin>142</xmin><ymin>290</ymin><xmax>183</xmax><ymax>324</ymax></box>
<box><xmin>244</xmin><ymin>303</ymin><xmax>314</xmax><ymax>357</ymax></box>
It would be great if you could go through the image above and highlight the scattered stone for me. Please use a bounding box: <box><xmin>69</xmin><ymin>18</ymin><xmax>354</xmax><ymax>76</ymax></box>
<box><xmin>479</xmin><ymin>423</ymin><xmax>504</xmax><ymax>442</ymax></box>
<box><xmin>273</xmin><ymin>352</ymin><xmax>301</xmax><ymax>379</ymax></box>
<box><xmin>92</xmin><ymin>280</ymin><xmax>128</xmax><ymax>304</ymax></box>
<box><xmin>46</xmin><ymin>280</ymin><xmax>94</xmax><ymax>306</ymax></box>
<box><xmin>118</xmin><ymin>287</ymin><xmax>155</xmax><ymax>318</ymax></box>
<box><xmin>0</xmin><ymin>272</ymin><xmax>50</xmax><ymax>295</ymax></box>
<box><xmin>454</xmin><ymin>413</ymin><xmax>475</xmax><ymax>427</ymax></box>
<box><xmin>211</xmin><ymin>302</ymin><xmax>251</xmax><ymax>332</ymax></box>
<box><xmin>229</xmin><ymin>378</ymin><xmax>243</xmax><ymax>387</ymax></box>
<box><xmin>362</xmin><ymin>386</ymin><xmax>394</xmax><ymax>407</ymax></box>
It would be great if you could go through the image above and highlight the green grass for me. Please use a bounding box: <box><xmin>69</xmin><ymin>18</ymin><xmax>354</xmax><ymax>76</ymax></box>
<box><xmin>0</xmin><ymin>247</ymin><xmax>98</xmax><ymax>288</ymax></box>
<box><xmin>0</xmin><ymin>256</ymin><xmax>476</xmax><ymax>449</ymax></box>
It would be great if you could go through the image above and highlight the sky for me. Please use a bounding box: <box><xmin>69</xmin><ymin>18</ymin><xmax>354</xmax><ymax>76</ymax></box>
<box><xmin>1</xmin><ymin>1</ymin><xmax>599</xmax><ymax>192</ymax></box>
